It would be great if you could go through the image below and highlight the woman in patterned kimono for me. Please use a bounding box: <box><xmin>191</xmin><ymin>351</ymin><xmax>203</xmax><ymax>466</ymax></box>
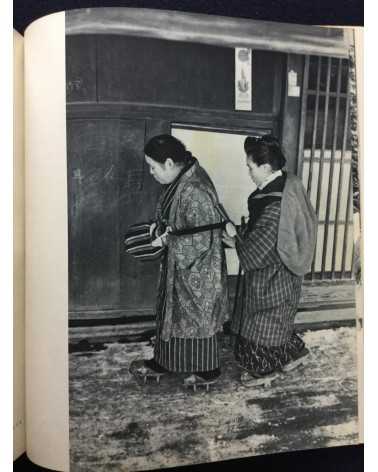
<box><xmin>131</xmin><ymin>134</ymin><xmax>229</xmax><ymax>389</ymax></box>
<box><xmin>222</xmin><ymin>135</ymin><xmax>317</xmax><ymax>385</ymax></box>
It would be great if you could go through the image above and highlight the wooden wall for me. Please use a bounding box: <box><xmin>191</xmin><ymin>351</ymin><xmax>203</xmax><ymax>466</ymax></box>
<box><xmin>66</xmin><ymin>34</ymin><xmax>287</xmax><ymax>319</ymax></box>
<box><xmin>66</xmin><ymin>35</ymin><xmax>281</xmax><ymax>113</ymax></box>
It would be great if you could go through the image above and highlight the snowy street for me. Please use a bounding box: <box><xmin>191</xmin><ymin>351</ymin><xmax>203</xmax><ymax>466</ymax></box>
<box><xmin>69</xmin><ymin>326</ymin><xmax>359</xmax><ymax>471</ymax></box>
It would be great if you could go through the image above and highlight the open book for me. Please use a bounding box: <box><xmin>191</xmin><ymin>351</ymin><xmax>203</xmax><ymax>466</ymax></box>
<box><xmin>14</xmin><ymin>8</ymin><xmax>363</xmax><ymax>471</ymax></box>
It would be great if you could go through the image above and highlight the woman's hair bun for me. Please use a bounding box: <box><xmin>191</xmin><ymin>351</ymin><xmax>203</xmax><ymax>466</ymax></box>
<box><xmin>244</xmin><ymin>134</ymin><xmax>286</xmax><ymax>170</ymax></box>
<box><xmin>244</xmin><ymin>136</ymin><xmax>261</xmax><ymax>154</ymax></box>
<box><xmin>144</xmin><ymin>134</ymin><xmax>190</xmax><ymax>164</ymax></box>
<box><xmin>261</xmin><ymin>135</ymin><xmax>280</xmax><ymax>147</ymax></box>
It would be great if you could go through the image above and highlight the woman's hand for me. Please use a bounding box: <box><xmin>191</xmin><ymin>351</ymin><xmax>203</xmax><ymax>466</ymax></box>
<box><xmin>151</xmin><ymin>236</ymin><xmax>163</xmax><ymax>247</ymax></box>
<box><xmin>151</xmin><ymin>226</ymin><xmax>172</xmax><ymax>247</ymax></box>
<box><xmin>222</xmin><ymin>231</ymin><xmax>236</xmax><ymax>248</ymax></box>
<box><xmin>222</xmin><ymin>222</ymin><xmax>238</xmax><ymax>247</ymax></box>
<box><xmin>149</xmin><ymin>222</ymin><xmax>157</xmax><ymax>237</ymax></box>
<box><xmin>225</xmin><ymin>222</ymin><xmax>237</xmax><ymax>237</ymax></box>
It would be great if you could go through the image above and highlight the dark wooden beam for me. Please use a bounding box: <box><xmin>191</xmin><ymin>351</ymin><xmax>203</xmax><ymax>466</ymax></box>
<box><xmin>67</xmin><ymin>102</ymin><xmax>277</xmax><ymax>132</ymax></box>
<box><xmin>66</xmin><ymin>8</ymin><xmax>352</xmax><ymax>58</ymax></box>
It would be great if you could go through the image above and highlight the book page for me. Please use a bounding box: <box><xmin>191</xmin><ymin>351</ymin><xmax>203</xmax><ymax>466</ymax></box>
<box><xmin>24</xmin><ymin>12</ymin><xmax>69</xmax><ymax>471</ymax></box>
<box><xmin>13</xmin><ymin>29</ymin><xmax>26</xmax><ymax>461</ymax></box>
<box><xmin>354</xmin><ymin>27</ymin><xmax>364</xmax><ymax>443</ymax></box>
<box><xmin>21</xmin><ymin>7</ymin><xmax>363</xmax><ymax>471</ymax></box>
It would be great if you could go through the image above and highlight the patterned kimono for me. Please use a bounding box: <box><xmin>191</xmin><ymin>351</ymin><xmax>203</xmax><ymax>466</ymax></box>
<box><xmin>232</xmin><ymin>173</ymin><xmax>305</xmax><ymax>376</ymax></box>
<box><xmin>153</xmin><ymin>158</ymin><xmax>229</xmax><ymax>373</ymax></box>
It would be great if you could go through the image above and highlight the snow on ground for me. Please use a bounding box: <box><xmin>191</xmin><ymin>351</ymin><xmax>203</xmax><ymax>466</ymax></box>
<box><xmin>69</xmin><ymin>327</ymin><xmax>359</xmax><ymax>471</ymax></box>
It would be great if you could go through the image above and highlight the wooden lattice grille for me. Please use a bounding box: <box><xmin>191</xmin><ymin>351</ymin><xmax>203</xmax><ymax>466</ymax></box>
<box><xmin>298</xmin><ymin>56</ymin><xmax>354</xmax><ymax>280</ymax></box>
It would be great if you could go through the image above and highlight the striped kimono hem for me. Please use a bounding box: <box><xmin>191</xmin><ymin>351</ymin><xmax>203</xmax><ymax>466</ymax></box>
<box><xmin>154</xmin><ymin>334</ymin><xmax>220</xmax><ymax>373</ymax></box>
<box><xmin>234</xmin><ymin>331</ymin><xmax>305</xmax><ymax>376</ymax></box>
<box><xmin>154</xmin><ymin>250</ymin><xmax>220</xmax><ymax>373</ymax></box>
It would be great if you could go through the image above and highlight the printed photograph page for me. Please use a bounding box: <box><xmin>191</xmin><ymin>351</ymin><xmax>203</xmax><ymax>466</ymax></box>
<box><xmin>13</xmin><ymin>29</ymin><xmax>26</xmax><ymax>461</ymax></box>
<box><xmin>24</xmin><ymin>12</ymin><xmax>69</xmax><ymax>471</ymax></box>
<box><xmin>65</xmin><ymin>8</ymin><xmax>362</xmax><ymax>472</ymax></box>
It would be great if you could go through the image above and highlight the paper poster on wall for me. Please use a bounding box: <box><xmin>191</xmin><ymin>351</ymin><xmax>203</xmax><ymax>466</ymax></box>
<box><xmin>288</xmin><ymin>69</ymin><xmax>301</xmax><ymax>97</ymax></box>
<box><xmin>235</xmin><ymin>47</ymin><xmax>252</xmax><ymax>110</ymax></box>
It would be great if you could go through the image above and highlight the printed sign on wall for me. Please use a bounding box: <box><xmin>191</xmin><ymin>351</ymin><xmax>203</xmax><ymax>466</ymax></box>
<box><xmin>288</xmin><ymin>69</ymin><xmax>301</xmax><ymax>97</ymax></box>
<box><xmin>235</xmin><ymin>48</ymin><xmax>252</xmax><ymax>111</ymax></box>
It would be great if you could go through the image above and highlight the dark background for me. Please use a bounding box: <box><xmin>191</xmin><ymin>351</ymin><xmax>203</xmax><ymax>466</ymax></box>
<box><xmin>14</xmin><ymin>0</ymin><xmax>363</xmax><ymax>471</ymax></box>
<box><xmin>14</xmin><ymin>0</ymin><xmax>363</xmax><ymax>34</ymax></box>
<box><xmin>14</xmin><ymin>444</ymin><xmax>363</xmax><ymax>472</ymax></box>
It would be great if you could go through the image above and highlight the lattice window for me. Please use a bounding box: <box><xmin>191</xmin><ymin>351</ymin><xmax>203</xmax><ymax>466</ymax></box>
<box><xmin>298</xmin><ymin>56</ymin><xmax>354</xmax><ymax>280</ymax></box>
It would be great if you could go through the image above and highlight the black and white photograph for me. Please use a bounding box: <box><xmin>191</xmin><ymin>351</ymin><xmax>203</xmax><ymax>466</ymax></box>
<box><xmin>65</xmin><ymin>8</ymin><xmax>362</xmax><ymax>471</ymax></box>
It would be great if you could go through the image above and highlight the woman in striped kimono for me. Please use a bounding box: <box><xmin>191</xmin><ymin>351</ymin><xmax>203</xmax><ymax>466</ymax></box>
<box><xmin>130</xmin><ymin>134</ymin><xmax>229</xmax><ymax>388</ymax></box>
<box><xmin>222</xmin><ymin>135</ymin><xmax>316</xmax><ymax>384</ymax></box>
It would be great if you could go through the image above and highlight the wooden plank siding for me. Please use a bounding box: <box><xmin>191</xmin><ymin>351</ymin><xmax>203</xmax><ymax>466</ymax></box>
<box><xmin>69</xmin><ymin>281</ymin><xmax>357</xmax><ymax>344</ymax></box>
<box><xmin>66</xmin><ymin>34</ymin><xmax>285</xmax><ymax>322</ymax></box>
<box><xmin>65</xmin><ymin>26</ymin><xmax>358</xmax><ymax>336</ymax></box>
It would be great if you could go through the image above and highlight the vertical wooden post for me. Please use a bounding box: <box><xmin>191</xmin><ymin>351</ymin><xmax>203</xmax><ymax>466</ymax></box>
<box><xmin>281</xmin><ymin>54</ymin><xmax>305</xmax><ymax>174</ymax></box>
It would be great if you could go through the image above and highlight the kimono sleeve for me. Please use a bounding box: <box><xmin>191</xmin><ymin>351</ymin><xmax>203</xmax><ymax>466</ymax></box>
<box><xmin>236</xmin><ymin>201</ymin><xmax>281</xmax><ymax>271</ymax></box>
<box><xmin>170</xmin><ymin>184</ymin><xmax>219</xmax><ymax>270</ymax></box>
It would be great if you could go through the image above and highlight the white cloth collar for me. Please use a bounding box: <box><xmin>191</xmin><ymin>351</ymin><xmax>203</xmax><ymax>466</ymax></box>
<box><xmin>258</xmin><ymin>169</ymin><xmax>283</xmax><ymax>190</ymax></box>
